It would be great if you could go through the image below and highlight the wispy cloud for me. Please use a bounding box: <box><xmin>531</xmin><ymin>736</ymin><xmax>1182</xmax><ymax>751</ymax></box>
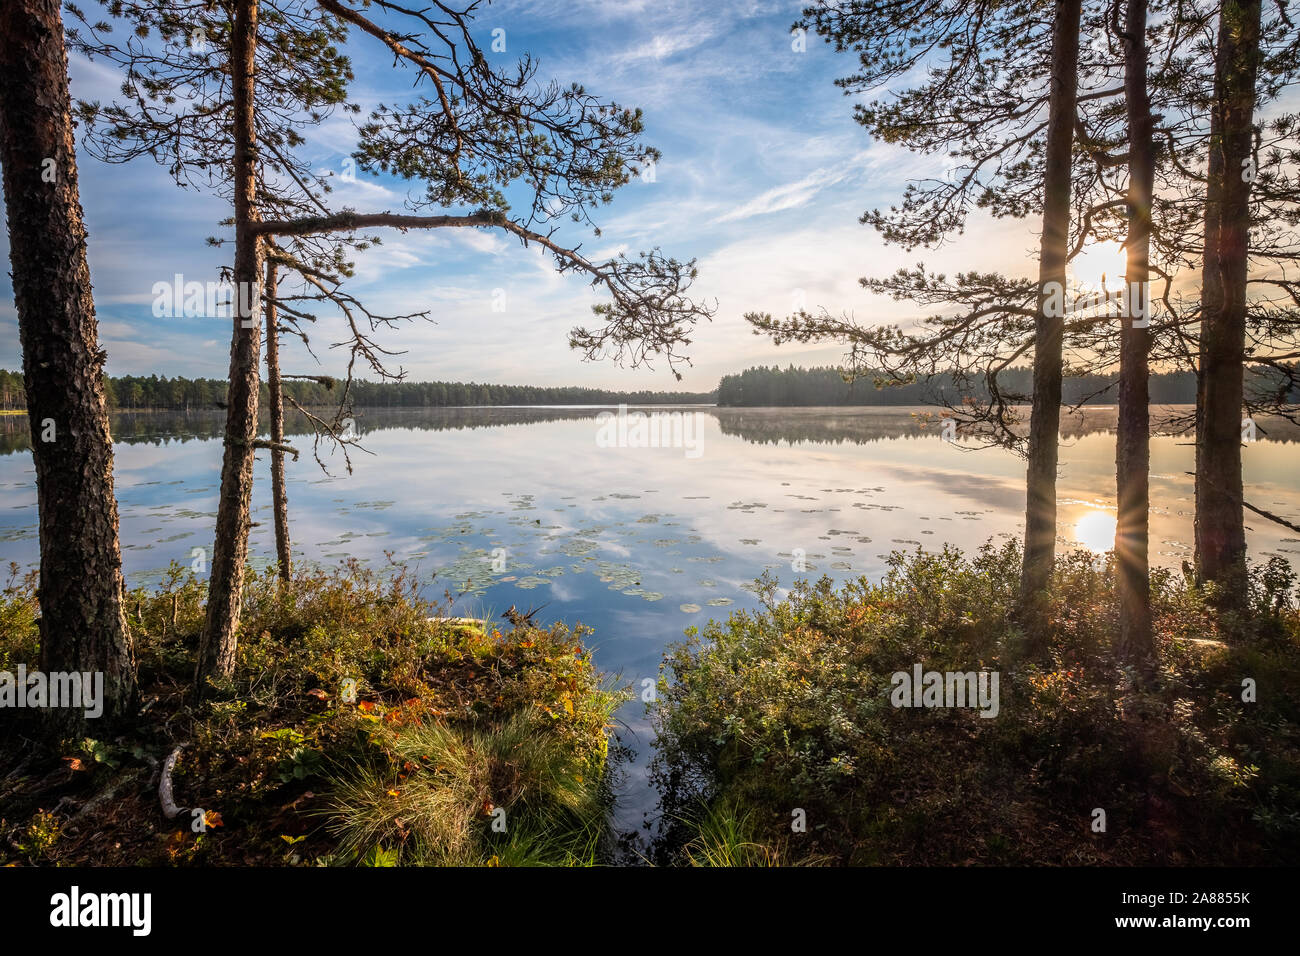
<box><xmin>714</xmin><ymin>161</ymin><xmax>859</xmax><ymax>224</ymax></box>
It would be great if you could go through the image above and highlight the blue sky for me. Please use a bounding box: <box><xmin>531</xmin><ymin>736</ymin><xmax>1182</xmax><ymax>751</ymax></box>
<box><xmin>0</xmin><ymin>0</ymin><xmax>1046</xmax><ymax>393</ymax></box>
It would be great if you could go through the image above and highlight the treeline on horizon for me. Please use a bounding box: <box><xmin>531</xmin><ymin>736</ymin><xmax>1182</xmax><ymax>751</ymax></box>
<box><xmin>9</xmin><ymin>365</ymin><xmax>1300</xmax><ymax>412</ymax></box>
<box><xmin>0</xmin><ymin>369</ymin><xmax>714</xmax><ymax>410</ymax></box>
<box><xmin>716</xmin><ymin>364</ymin><xmax>1300</xmax><ymax>407</ymax></box>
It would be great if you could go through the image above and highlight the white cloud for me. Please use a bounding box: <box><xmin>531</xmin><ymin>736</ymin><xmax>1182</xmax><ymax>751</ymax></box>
<box><xmin>627</xmin><ymin>28</ymin><xmax>719</xmax><ymax>63</ymax></box>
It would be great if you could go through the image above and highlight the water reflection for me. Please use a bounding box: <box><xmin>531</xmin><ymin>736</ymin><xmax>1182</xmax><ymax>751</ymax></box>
<box><xmin>1073</xmin><ymin>510</ymin><xmax>1118</xmax><ymax>553</ymax></box>
<box><xmin>0</xmin><ymin>402</ymin><xmax>1296</xmax><ymax>454</ymax></box>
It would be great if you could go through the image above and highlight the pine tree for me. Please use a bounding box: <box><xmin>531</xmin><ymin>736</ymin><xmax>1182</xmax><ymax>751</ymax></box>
<box><xmin>71</xmin><ymin>0</ymin><xmax>715</xmax><ymax>685</ymax></box>
<box><xmin>0</xmin><ymin>0</ymin><xmax>137</xmax><ymax>732</ymax></box>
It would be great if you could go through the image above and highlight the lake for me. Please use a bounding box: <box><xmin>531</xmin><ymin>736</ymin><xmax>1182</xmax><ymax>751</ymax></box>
<box><xmin>1</xmin><ymin>404</ymin><xmax>1298</xmax><ymax>840</ymax></box>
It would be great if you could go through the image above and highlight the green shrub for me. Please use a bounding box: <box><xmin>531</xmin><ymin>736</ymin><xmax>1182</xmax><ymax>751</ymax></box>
<box><xmin>0</xmin><ymin>562</ymin><xmax>627</xmax><ymax>867</ymax></box>
<box><xmin>652</xmin><ymin>541</ymin><xmax>1300</xmax><ymax>865</ymax></box>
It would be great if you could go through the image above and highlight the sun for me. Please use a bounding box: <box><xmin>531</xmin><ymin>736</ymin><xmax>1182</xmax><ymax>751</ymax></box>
<box><xmin>1069</xmin><ymin>241</ymin><xmax>1128</xmax><ymax>292</ymax></box>
<box><xmin>1073</xmin><ymin>510</ymin><xmax>1117</xmax><ymax>553</ymax></box>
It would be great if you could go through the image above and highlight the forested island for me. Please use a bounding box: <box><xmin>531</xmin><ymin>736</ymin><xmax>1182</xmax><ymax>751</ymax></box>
<box><xmin>715</xmin><ymin>364</ymin><xmax>1300</xmax><ymax>407</ymax></box>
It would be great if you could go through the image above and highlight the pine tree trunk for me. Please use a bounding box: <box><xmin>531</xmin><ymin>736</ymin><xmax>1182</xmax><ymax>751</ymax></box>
<box><xmin>0</xmin><ymin>0</ymin><xmax>137</xmax><ymax>730</ymax></box>
<box><xmin>196</xmin><ymin>0</ymin><xmax>262</xmax><ymax>686</ymax></box>
<box><xmin>265</xmin><ymin>258</ymin><xmax>292</xmax><ymax>581</ymax></box>
<box><xmin>1194</xmin><ymin>67</ymin><xmax>1224</xmax><ymax>580</ymax></box>
<box><xmin>1116</xmin><ymin>0</ymin><xmax>1155</xmax><ymax>662</ymax></box>
<box><xmin>1196</xmin><ymin>0</ymin><xmax>1261</xmax><ymax>601</ymax></box>
<box><xmin>1021</xmin><ymin>0</ymin><xmax>1083</xmax><ymax>614</ymax></box>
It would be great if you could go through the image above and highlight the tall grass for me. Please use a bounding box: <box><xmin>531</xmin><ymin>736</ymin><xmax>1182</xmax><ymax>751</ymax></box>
<box><xmin>324</xmin><ymin>703</ymin><xmax>620</xmax><ymax>866</ymax></box>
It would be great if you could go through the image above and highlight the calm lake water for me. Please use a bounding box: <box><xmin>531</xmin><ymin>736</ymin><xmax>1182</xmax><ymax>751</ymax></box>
<box><xmin>2</xmin><ymin>404</ymin><xmax>1298</xmax><ymax>837</ymax></box>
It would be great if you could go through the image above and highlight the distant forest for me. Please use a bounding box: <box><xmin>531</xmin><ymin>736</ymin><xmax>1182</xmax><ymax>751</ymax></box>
<box><xmin>716</xmin><ymin>364</ymin><xmax>1300</xmax><ymax>407</ymax></box>
<box><xmin>0</xmin><ymin>369</ymin><xmax>714</xmax><ymax>410</ymax></box>
<box><xmin>2</xmin><ymin>364</ymin><xmax>1295</xmax><ymax>412</ymax></box>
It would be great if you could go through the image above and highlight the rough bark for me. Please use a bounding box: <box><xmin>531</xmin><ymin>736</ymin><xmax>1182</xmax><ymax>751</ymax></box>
<box><xmin>1116</xmin><ymin>0</ymin><xmax>1155</xmax><ymax>662</ymax></box>
<box><xmin>0</xmin><ymin>0</ymin><xmax>137</xmax><ymax>733</ymax></box>
<box><xmin>1196</xmin><ymin>0</ymin><xmax>1261</xmax><ymax>601</ymax></box>
<box><xmin>196</xmin><ymin>0</ymin><xmax>262</xmax><ymax>686</ymax></box>
<box><xmin>265</xmin><ymin>258</ymin><xmax>292</xmax><ymax>581</ymax></box>
<box><xmin>1194</xmin><ymin>63</ymin><xmax>1224</xmax><ymax>581</ymax></box>
<box><xmin>1020</xmin><ymin>0</ymin><xmax>1084</xmax><ymax>615</ymax></box>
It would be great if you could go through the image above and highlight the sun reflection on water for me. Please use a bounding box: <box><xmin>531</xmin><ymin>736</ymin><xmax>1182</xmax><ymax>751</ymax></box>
<box><xmin>1073</xmin><ymin>509</ymin><xmax>1117</xmax><ymax>553</ymax></box>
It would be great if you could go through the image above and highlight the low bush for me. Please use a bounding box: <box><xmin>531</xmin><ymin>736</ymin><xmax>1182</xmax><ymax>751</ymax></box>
<box><xmin>0</xmin><ymin>561</ymin><xmax>626</xmax><ymax>866</ymax></box>
<box><xmin>651</xmin><ymin>541</ymin><xmax>1300</xmax><ymax>865</ymax></box>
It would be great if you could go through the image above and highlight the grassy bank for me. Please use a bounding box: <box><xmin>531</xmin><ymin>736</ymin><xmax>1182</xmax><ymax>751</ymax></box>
<box><xmin>0</xmin><ymin>562</ymin><xmax>626</xmax><ymax>866</ymax></box>
<box><xmin>652</xmin><ymin>542</ymin><xmax>1300</xmax><ymax>865</ymax></box>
